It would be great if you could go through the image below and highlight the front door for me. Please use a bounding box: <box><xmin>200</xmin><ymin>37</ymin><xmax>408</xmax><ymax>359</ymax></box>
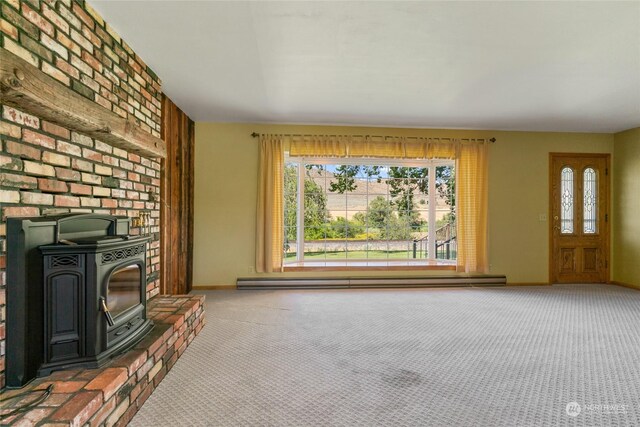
<box><xmin>550</xmin><ymin>153</ymin><xmax>610</xmax><ymax>283</ymax></box>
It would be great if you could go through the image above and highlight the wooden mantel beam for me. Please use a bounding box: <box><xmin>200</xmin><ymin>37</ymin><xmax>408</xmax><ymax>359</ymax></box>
<box><xmin>0</xmin><ymin>47</ymin><xmax>166</xmax><ymax>158</ymax></box>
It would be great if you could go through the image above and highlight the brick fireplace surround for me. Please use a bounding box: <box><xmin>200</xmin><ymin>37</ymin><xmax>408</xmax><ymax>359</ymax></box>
<box><xmin>1</xmin><ymin>0</ymin><xmax>205</xmax><ymax>424</ymax></box>
<box><xmin>1</xmin><ymin>296</ymin><xmax>205</xmax><ymax>426</ymax></box>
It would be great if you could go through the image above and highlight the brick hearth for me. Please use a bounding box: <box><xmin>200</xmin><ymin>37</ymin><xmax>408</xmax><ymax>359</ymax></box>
<box><xmin>0</xmin><ymin>295</ymin><xmax>205</xmax><ymax>426</ymax></box>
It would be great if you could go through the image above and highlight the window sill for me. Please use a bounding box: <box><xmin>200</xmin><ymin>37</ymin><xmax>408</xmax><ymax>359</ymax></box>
<box><xmin>283</xmin><ymin>260</ymin><xmax>456</xmax><ymax>272</ymax></box>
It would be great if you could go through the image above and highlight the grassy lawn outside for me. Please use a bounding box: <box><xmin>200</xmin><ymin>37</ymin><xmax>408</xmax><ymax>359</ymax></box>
<box><xmin>285</xmin><ymin>250</ymin><xmax>413</xmax><ymax>260</ymax></box>
<box><xmin>284</xmin><ymin>250</ymin><xmax>457</xmax><ymax>261</ymax></box>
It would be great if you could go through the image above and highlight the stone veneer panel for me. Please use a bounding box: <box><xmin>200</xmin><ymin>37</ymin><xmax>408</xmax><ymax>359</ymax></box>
<box><xmin>0</xmin><ymin>0</ymin><xmax>164</xmax><ymax>389</ymax></box>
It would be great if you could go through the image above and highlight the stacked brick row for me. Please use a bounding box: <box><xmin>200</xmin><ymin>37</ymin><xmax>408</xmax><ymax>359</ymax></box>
<box><xmin>0</xmin><ymin>0</ymin><xmax>165</xmax><ymax>390</ymax></box>
<box><xmin>0</xmin><ymin>295</ymin><xmax>206</xmax><ymax>426</ymax></box>
<box><xmin>1</xmin><ymin>0</ymin><xmax>162</xmax><ymax>137</ymax></box>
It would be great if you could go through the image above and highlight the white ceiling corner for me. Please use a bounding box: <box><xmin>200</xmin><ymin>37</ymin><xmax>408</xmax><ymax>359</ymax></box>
<box><xmin>92</xmin><ymin>1</ymin><xmax>640</xmax><ymax>133</ymax></box>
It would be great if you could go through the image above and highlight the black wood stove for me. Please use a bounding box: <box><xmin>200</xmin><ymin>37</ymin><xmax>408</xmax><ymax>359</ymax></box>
<box><xmin>6</xmin><ymin>213</ymin><xmax>153</xmax><ymax>388</ymax></box>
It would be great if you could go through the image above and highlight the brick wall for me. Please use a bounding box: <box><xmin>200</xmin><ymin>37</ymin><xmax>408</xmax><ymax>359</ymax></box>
<box><xmin>0</xmin><ymin>0</ymin><xmax>164</xmax><ymax>389</ymax></box>
<box><xmin>1</xmin><ymin>0</ymin><xmax>161</xmax><ymax>136</ymax></box>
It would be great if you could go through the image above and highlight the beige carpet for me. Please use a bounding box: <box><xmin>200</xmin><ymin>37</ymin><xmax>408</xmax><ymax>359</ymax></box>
<box><xmin>131</xmin><ymin>285</ymin><xmax>640</xmax><ymax>426</ymax></box>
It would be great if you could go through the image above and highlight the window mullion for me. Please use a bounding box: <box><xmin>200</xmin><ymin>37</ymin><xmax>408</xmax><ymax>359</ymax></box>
<box><xmin>428</xmin><ymin>165</ymin><xmax>437</xmax><ymax>261</ymax></box>
<box><xmin>297</xmin><ymin>161</ymin><xmax>305</xmax><ymax>261</ymax></box>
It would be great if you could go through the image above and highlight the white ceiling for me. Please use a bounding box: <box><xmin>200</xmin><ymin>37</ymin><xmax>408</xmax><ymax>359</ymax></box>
<box><xmin>92</xmin><ymin>1</ymin><xmax>640</xmax><ymax>133</ymax></box>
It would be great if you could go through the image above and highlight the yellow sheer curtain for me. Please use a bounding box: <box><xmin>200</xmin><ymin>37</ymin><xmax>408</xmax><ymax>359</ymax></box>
<box><xmin>255</xmin><ymin>134</ymin><xmax>284</xmax><ymax>273</ymax></box>
<box><xmin>347</xmin><ymin>136</ymin><xmax>407</xmax><ymax>158</ymax></box>
<box><xmin>289</xmin><ymin>135</ymin><xmax>347</xmax><ymax>157</ymax></box>
<box><xmin>456</xmin><ymin>141</ymin><xmax>489</xmax><ymax>273</ymax></box>
<box><xmin>290</xmin><ymin>136</ymin><xmax>456</xmax><ymax>159</ymax></box>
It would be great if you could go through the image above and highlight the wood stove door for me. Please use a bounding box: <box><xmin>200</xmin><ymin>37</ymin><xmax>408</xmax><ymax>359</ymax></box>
<box><xmin>107</xmin><ymin>264</ymin><xmax>142</xmax><ymax>316</ymax></box>
<box><xmin>103</xmin><ymin>261</ymin><xmax>145</xmax><ymax>346</ymax></box>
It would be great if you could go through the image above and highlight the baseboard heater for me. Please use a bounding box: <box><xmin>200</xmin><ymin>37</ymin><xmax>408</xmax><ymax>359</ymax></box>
<box><xmin>236</xmin><ymin>275</ymin><xmax>507</xmax><ymax>290</ymax></box>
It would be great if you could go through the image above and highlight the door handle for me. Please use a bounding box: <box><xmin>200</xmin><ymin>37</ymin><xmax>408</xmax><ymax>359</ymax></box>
<box><xmin>100</xmin><ymin>297</ymin><xmax>115</xmax><ymax>327</ymax></box>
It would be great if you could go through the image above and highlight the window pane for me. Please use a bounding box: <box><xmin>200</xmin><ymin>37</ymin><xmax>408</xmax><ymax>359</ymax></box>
<box><xmin>583</xmin><ymin>168</ymin><xmax>598</xmax><ymax>234</ymax></box>
<box><xmin>366</xmin><ymin>238</ymin><xmax>389</xmax><ymax>259</ymax></box>
<box><xmin>303</xmin><ymin>165</ymin><xmax>330</xmax><ymax>229</ymax></box>
<box><xmin>283</xmin><ymin>163</ymin><xmax>299</xmax><ymax>264</ymax></box>
<box><xmin>284</xmin><ymin>226</ymin><xmax>297</xmax><ymax>261</ymax></box>
<box><xmin>435</xmin><ymin>165</ymin><xmax>456</xmax><ymax>260</ymax></box>
<box><xmin>560</xmin><ymin>167</ymin><xmax>574</xmax><ymax>233</ymax></box>
<box><xmin>304</xmin><ymin>229</ymin><xmax>326</xmax><ymax>260</ymax></box>
<box><xmin>288</xmin><ymin>158</ymin><xmax>455</xmax><ymax>263</ymax></box>
<box><xmin>346</xmin><ymin>240</ymin><xmax>366</xmax><ymax>259</ymax></box>
<box><xmin>284</xmin><ymin>163</ymin><xmax>298</xmax><ymax>226</ymax></box>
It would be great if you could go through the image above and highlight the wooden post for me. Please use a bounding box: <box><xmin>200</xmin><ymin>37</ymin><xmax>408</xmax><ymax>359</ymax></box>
<box><xmin>160</xmin><ymin>95</ymin><xmax>194</xmax><ymax>295</ymax></box>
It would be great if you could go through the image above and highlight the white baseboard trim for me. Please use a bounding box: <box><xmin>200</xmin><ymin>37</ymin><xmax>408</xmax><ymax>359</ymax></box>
<box><xmin>610</xmin><ymin>281</ymin><xmax>640</xmax><ymax>291</ymax></box>
<box><xmin>192</xmin><ymin>284</ymin><xmax>236</xmax><ymax>290</ymax></box>
<box><xmin>237</xmin><ymin>275</ymin><xmax>507</xmax><ymax>290</ymax></box>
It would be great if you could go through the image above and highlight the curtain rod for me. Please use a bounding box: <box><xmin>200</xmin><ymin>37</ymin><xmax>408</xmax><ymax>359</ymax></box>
<box><xmin>250</xmin><ymin>132</ymin><xmax>496</xmax><ymax>143</ymax></box>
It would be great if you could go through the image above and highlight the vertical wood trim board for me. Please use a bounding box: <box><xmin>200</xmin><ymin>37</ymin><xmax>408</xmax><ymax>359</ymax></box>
<box><xmin>161</xmin><ymin>95</ymin><xmax>195</xmax><ymax>294</ymax></box>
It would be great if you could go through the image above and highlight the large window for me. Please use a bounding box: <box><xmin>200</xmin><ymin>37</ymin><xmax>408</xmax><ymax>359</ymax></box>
<box><xmin>284</xmin><ymin>156</ymin><xmax>456</xmax><ymax>265</ymax></box>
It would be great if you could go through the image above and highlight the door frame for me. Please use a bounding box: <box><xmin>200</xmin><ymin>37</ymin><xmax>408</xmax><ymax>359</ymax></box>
<box><xmin>548</xmin><ymin>152</ymin><xmax>611</xmax><ymax>284</ymax></box>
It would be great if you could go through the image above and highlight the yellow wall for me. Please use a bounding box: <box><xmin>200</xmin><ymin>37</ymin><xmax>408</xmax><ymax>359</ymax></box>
<box><xmin>194</xmin><ymin>123</ymin><xmax>613</xmax><ymax>286</ymax></box>
<box><xmin>612</xmin><ymin>127</ymin><xmax>640</xmax><ymax>286</ymax></box>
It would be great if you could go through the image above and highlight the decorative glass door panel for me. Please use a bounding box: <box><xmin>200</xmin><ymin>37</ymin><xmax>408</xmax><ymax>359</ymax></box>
<box><xmin>560</xmin><ymin>167</ymin><xmax>574</xmax><ymax>234</ymax></box>
<box><xmin>583</xmin><ymin>168</ymin><xmax>598</xmax><ymax>234</ymax></box>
